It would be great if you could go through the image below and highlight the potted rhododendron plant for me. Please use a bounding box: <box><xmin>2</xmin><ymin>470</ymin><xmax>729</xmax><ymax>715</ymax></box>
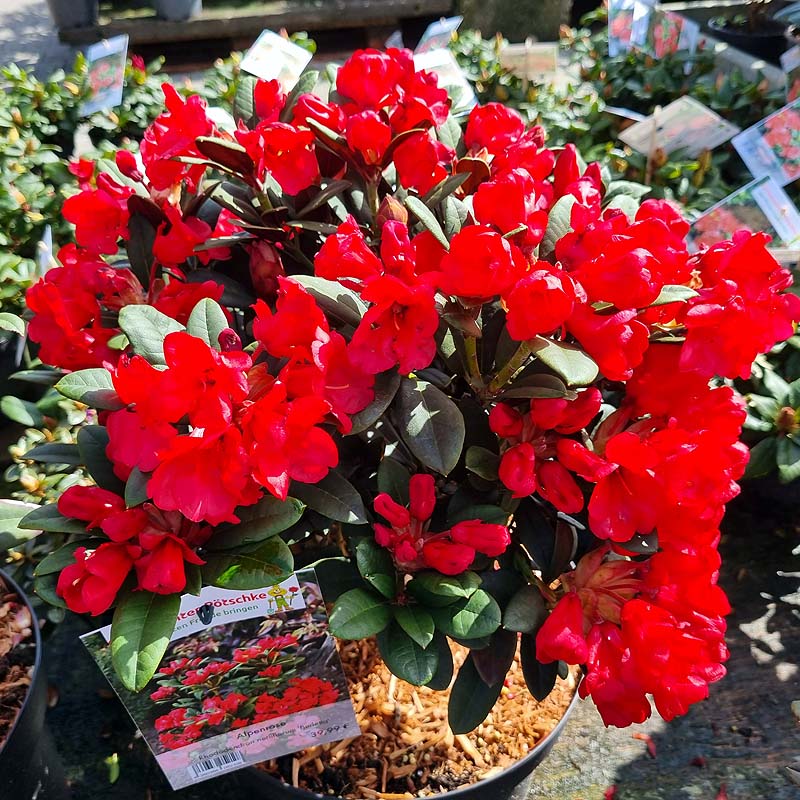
<box><xmin>17</xmin><ymin>46</ymin><xmax>800</xmax><ymax>798</ymax></box>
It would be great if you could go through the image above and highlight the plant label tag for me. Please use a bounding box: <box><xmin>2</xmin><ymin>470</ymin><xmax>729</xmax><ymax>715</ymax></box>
<box><xmin>732</xmin><ymin>98</ymin><xmax>800</xmax><ymax>187</ymax></box>
<box><xmin>640</xmin><ymin>8</ymin><xmax>700</xmax><ymax>61</ymax></box>
<box><xmin>240</xmin><ymin>30</ymin><xmax>313</xmax><ymax>92</ymax></box>
<box><xmin>499</xmin><ymin>41</ymin><xmax>559</xmax><ymax>84</ymax></box>
<box><xmin>619</xmin><ymin>96</ymin><xmax>740</xmax><ymax>158</ymax></box>
<box><xmin>608</xmin><ymin>0</ymin><xmax>636</xmax><ymax>57</ymax></box>
<box><xmin>415</xmin><ymin>15</ymin><xmax>463</xmax><ymax>54</ymax></box>
<box><xmin>781</xmin><ymin>45</ymin><xmax>800</xmax><ymax>102</ymax></box>
<box><xmin>629</xmin><ymin>0</ymin><xmax>658</xmax><ymax>52</ymax></box>
<box><xmin>689</xmin><ymin>176</ymin><xmax>800</xmax><ymax>251</ymax></box>
<box><xmin>81</xmin><ymin>34</ymin><xmax>129</xmax><ymax>117</ymax></box>
<box><xmin>413</xmin><ymin>48</ymin><xmax>477</xmax><ymax>114</ymax></box>
<box><xmin>80</xmin><ymin>570</ymin><xmax>359</xmax><ymax>790</ymax></box>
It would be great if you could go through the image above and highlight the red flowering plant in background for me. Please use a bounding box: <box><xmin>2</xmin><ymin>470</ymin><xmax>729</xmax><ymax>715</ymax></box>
<box><xmin>18</xmin><ymin>46</ymin><xmax>800</xmax><ymax>733</ymax></box>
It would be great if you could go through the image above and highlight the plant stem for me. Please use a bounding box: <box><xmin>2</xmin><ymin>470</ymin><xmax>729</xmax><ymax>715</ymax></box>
<box><xmin>487</xmin><ymin>341</ymin><xmax>532</xmax><ymax>394</ymax></box>
<box><xmin>464</xmin><ymin>335</ymin><xmax>484</xmax><ymax>391</ymax></box>
<box><xmin>366</xmin><ymin>181</ymin><xmax>379</xmax><ymax>218</ymax></box>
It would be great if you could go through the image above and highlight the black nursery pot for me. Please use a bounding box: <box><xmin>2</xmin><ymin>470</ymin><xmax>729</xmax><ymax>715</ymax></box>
<box><xmin>238</xmin><ymin>686</ymin><xmax>580</xmax><ymax>800</ymax></box>
<box><xmin>708</xmin><ymin>17</ymin><xmax>790</xmax><ymax>63</ymax></box>
<box><xmin>0</xmin><ymin>570</ymin><xmax>69</xmax><ymax>800</ymax></box>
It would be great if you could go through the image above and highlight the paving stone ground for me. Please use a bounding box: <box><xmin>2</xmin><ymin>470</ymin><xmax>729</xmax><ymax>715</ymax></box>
<box><xmin>0</xmin><ymin>0</ymin><xmax>74</xmax><ymax>75</ymax></box>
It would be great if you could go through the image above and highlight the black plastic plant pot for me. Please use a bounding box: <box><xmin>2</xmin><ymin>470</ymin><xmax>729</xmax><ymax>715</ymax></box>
<box><xmin>0</xmin><ymin>570</ymin><xmax>69</xmax><ymax>800</ymax></box>
<box><xmin>708</xmin><ymin>17</ymin><xmax>790</xmax><ymax>63</ymax></box>
<box><xmin>237</xmin><ymin>685</ymin><xmax>580</xmax><ymax>800</ymax></box>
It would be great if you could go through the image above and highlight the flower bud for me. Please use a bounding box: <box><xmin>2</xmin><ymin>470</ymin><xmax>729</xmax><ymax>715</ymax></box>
<box><xmin>376</xmin><ymin>194</ymin><xmax>408</xmax><ymax>228</ymax></box>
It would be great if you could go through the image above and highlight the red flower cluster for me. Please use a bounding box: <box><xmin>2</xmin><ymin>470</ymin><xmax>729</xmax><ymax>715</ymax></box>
<box><xmin>373</xmin><ymin>474</ymin><xmax>510</xmax><ymax>575</ymax></box>
<box><xmin>55</xmin><ymin>486</ymin><xmax>211</xmax><ymax>614</ymax></box>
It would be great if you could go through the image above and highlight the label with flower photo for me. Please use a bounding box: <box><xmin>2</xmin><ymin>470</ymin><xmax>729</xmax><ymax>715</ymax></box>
<box><xmin>689</xmin><ymin>176</ymin><xmax>800</xmax><ymax>251</ymax></box>
<box><xmin>732</xmin><ymin>98</ymin><xmax>800</xmax><ymax>187</ymax></box>
<box><xmin>81</xmin><ymin>570</ymin><xmax>359</xmax><ymax>789</ymax></box>
<box><xmin>781</xmin><ymin>46</ymin><xmax>800</xmax><ymax>103</ymax></box>
<box><xmin>640</xmin><ymin>8</ymin><xmax>700</xmax><ymax>60</ymax></box>
<box><xmin>619</xmin><ymin>96</ymin><xmax>740</xmax><ymax>159</ymax></box>
<box><xmin>81</xmin><ymin>34</ymin><xmax>129</xmax><ymax>117</ymax></box>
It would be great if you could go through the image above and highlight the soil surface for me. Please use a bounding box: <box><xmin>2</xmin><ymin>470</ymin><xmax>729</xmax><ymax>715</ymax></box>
<box><xmin>43</xmin><ymin>482</ymin><xmax>800</xmax><ymax>800</ymax></box>
<box><xmin>0</xmin><ymin>574</ymin><xmax>35</xmax><ymax>748</ymax></box>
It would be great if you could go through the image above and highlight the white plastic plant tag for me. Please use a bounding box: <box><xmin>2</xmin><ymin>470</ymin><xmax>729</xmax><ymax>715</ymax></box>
<box><xmin>81</xmin><ymin>34</ymin><xmax>129</xmax><ymax>117</ymax></box>
<box><xmin>415</xmin><ymin>15</ymin><xmax>463</xmax><ymax>54</ymax></box>
<box><xmin>240</xmin><ymin>30</ymin><xmax>313</xmax><ymax>92</ymax></box>
<box><xmin>81</xmin><ymin>569</ymin><xmax>359</xmax><ymax>790</ymax></box>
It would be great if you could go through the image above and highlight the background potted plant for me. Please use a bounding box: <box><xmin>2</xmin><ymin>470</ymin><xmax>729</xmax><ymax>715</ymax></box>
<box><xmin>153</xmin><ymin>0</ymin><xmax>203</xmax><ymax>22</ymax></box>
<box><xmin>16</xmin><ymin>47</ymin><xmax>800</xmax><ymax>798</ymax></box>
<box><xmin>708</xmin><ymin>0</ymin><xmax>790</xmax><ymax>62</ymax></box>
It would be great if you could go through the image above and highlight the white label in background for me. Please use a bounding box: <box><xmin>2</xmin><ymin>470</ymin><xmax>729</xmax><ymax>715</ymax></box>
<box><xmin>640</xmin><ymin>8</ymin><xmax>700</xmax><ymax>59</ymax></box>
<box><xmin>81</xmin><ymin>570</ymin><xmax>358</xmax><ymax>790</ymax></box>
<box><xmin>413</xmin><ymin>48</ymin><xmax>477</xmax><ymax>113</ymax></box>
<box><xmin>81</xmin><ymin>34</ymin><xmax>129</xmax><ymax>117</ymax></box>
<box><xmin>732</xmin><ymin>98</ymin><xmax>800</xmax><ymax>188</ymax></box>
<box><xmin>689</xmin><ymin>176</ymin><xmax>800</xmax><ymax>251</ymax></box>
<box><xmin>629</xmin><ymin>0</ymin><xmax>657</xmax><ymax>51</ymax></box>
<box><xmin>240</xmin><ymin>29</ymin><xmax>313</xmax><ymax>91</ymax></box>
<box><xmin>499</xmin><ymin>41</ymin><xmax>559</xmax><ymax>83</ymax></box>
<box><xmin>619</xmin><ymin>96</ymin><xmax>740</xmax><ymax>158</ymax></box>
<box><xmin>385</xmin><ymin>29</ymin><xmax>404</xmax><ymax>49</ymax></box>
<box><xmin>415</xmin><ymin>15</ymin><xmax>463</xmax><ymax>54</ymax></box>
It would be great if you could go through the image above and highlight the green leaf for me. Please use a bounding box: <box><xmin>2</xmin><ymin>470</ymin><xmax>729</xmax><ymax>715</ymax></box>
<box><xmin>281</xmin><ymin>70</ymin><xmax>320</xmax><ymax>123</ymax></box>
<box><xmin>1</xmin><ymin>396</ymin><xmax>43</xmax><ymax>426</ymax></box>
<box><xmin>202</xmin><ymin>537</ymin><xmax>294</xmax><ymax>589</ymax></box>
<box><xmin>312</xmin><ymin>557</ymin><xmax>363</xmax><ymax>602</ymax></box>
<box><xmin>604</xmin><ymin>194</ymin><xmax>639</xmax><ymax>222</ymax></box>
<box><xmin>447</xmin><ymin>504</ymin><xmax>509</xmax><ymax>526</ymax></box>
<box><xmin>762</xmin><ymin>369</ymin><xmax>792</xmax><ymax>405</ymax></box>
<box><xmin>503</xmin><ymin>584</ymin><xmax>547</xmax><ymax>633</ymax></box>
<box><xmin>743</xmin><ymin>437</ymin><xmax>778</xmax><ymax>480</ymax></box>
<box><xmin>548</xmin><ymin>520</ymin><xmax>577</xmax><ymax>581</ymax></box>
<box><xmin>436</xmin><ymin>113</ymin><xmax>465</xmax><ymax>154</ymax></box>
<box><xmin>186</xmin><ymin>298</ymin><xmax>228</xmax><ymax>350</ymax></box>
<box><xmin>111</xmin><ymin>590</ymin><xmax>181</xmax><ymax>692</ymax></box>
<box><xmin>292</xmin><ymin>470</ymin><xmax>367</xmax><ymax>525</ymax></box>
<box><xmin>540</xmin><ymin>195</ymin><xmax>576</xmax><ymax>259</ymax></box>
<box><xmin>748</xmin><ymin>394</ymin><xmax>781</xmax><ymax>420</ymax></box>
<box><xmin>78</xmin><ymin>426</ymin><xmax>125</xmax><ymax>494</ymax></box>
<box><xmin>329</xmin><ymin>588</ymin><xmax>391</xmax><ymax>639</ymax></box>
<box><xmin>472</xmin><ymin>628</ymin><xmax>517</xmax><ymax>686</ymax></box>
<box><xmin>777</xmin><ymin>436</ymin><xmax>800</xmax><ymax>484</ymax></box>
<box><xmin>377</xmin><ymin>458</ymin><xmax>410</xmax><ymax>505</ymax></box>
<box><xmin>465</xmin><ymin>446</ymin><xmax>500</xmax><ymax>481</ymax></box>
<box><xmin>210</xmin><ymin>496</ymin><xmax>305</xmax><ymax>550</ymax></box>
<box><xmin>55</xmin><ymin>368</ymin><xmax>123</xmax><ymax>410</ymax></box>
<box><xmin>234</xmin><ymin>73</ymin><xmax>258</xmax><ymax>126</ymax></box>
<box><xmin>430</xmin><ymin>590</ymin><xmax>502</xmax><ymax>640</ymax></box>
<box><xmin>34</xmin><ymin>574</ymin><xmax>67</xmax><ymax>609</ymax></box>
<box><xmin>0</xmin><ymin>312</ymin><xmax>25</xmax><ymax>336</ymax></box>
<box><xmin>118</xmin><ymin>305</ymin><xmax>185</xmax><ymax>366</ymax></box>
<box><xmin>501</xmin><ymin>373</ymin><xmax>573</xmax><ymax>400</ymax></box>
<box><xmin>356</xmin><ymin>538</ymin><xmax>396</xmax><ymax>599</ymax></box>
<box><xmin>406</xmin><ymin>571</ymin><xmax>481</xmax><ymax>607</ymax></box>
<box><xmin>125</xmin><ymin>467</ymin><xmax>150</xmax><ymax>508</ymax></box>
<box><xmin>10</xmin><ymin>369</ymin><xmax>65</xmax><ymax>387</ymax></box>
<box><xmin>0</xmin><ymin>499</ymin><xmax>40</xmax><ymax>551</ymax></box>
<box><xmin>448</xmin><ymin>653</ymin><xmax>504</xmax><ymax>734</ymax></box>
<box><xmin>404</xmin><ymin>195</ymin><xmax>449</xmax><ymax>250</ymax></box>
<box><xmin>19</xmin><ymin>503</ymin><xmax>88</xmax><ymax>534</ymax></box>
<box><xmin>349</xmin><ymin>371</ymin><xmax>401</xmax><ymax>435</ymax></box>
<box><xmin>377</xmin><ymin>621</ymin><xmax>438</xmax><ymax>685</ymax></box>
<box><xmin>421</xmin><ymin>172</ymin><xmax>470</xmax><ymax>209</ymax></box>
<box><xmin>395</xmin><ymin>379</ymin><xmax>465</xmax><ymax>476</ymax></box>
<box><xmin>195</xmin><ymin>136</ymin><xmax>255</xmax><ymax>175</ymax></box>
<box><xmin>426</xmin><ymin>632</ymin><xmax>454</xmax><ymax>690</ymax></box>
<box><xmin>393</xmin><ymin>605</ymin><xmax>435</xmax><ymax>649</ymax></box>
<box><xmin>520</xmin><ymin>631</ymin><xmax>557</xmax><ymax>701</ymax></box>
<box><xmin>529</xmin><ymin>337</ymin><xmax>599</xmax><ymax>386</ymax></box>
<box><xmin>34</xmin><ymin>538</ymin><xmax>104</xmax><ymax>576</ymax></box>
<box><xmin>291</xmin><ymin>275</ymin><xmax>367</xmax><ymax>328</ymax></box>
<box><xmin>649</xmin><ymin>284</ymin><xmax>700</xmax><ymax>307</ymax></box>
<box><xmin>604</xmin><ymin>179</ymin><xmax>651</xmax><ymax>202</ymax></box>
<box><xmin>24</xmin><ymin>442</ymin><xmax>82</xmax><ymax>465</ymax></box>
<box><xmin>296</xmin><ymin>179</ymin><xmax>352</xmax><ymax>218</ymax></box>
<box><xmin>126</xmin><ymin>214</ymin><xmax>156</xmax><ymax>290</ymax></box>
<box><xmin>442</xmin><ymin>195</ymin><xmax>468</xmax><ymax>238</ymax></box>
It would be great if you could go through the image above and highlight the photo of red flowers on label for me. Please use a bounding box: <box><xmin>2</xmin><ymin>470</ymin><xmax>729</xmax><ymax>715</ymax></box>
<box><xmin>80</xmin><ymin>570</ymin><xmax>358</xmax><ymax>790</ymax></box>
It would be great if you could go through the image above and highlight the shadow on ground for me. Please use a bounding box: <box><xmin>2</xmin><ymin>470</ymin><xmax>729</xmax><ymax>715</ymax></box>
<box><xmin>530</xmin><ymin>485</ymin><xmax>800</xmax><ymax>800</ymax></box>
<box><xmin>0</xmin><ymin>0</ymin><xmax>74</xmax><ymax>74</ymax></box>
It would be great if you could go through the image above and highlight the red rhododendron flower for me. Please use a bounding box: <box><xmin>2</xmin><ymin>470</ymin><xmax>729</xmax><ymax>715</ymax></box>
<box><xmin>140</xmin><ymin>84</ymin><xmax>215</xmax><ymax>191</ymax></box>
<box><xmin>58</xmin><ymin>485</ymin><xmax>126</xmax><ymax>530</ymax></box>
<box><xmin>152</xmin><ymin>278</ymin><xmax>224</xmax><ymax>325</ymax></box>
<box><xmin>536</xmin><ymin>592</ymin><xmax>589</xmax><ymax>663</ymax></box>
<box><xmin>62</xmin><ymin>184</ymin><xmax>131</xmax><ymax>255</ymax></box>
<box><xmin>135</xmin><ymin>533</ymin><xmax>205</xmax><ymax>594</ymax></box>
<box><xmin>505</xmin><ymin>268</ymin><xmax>576</xmax><ymax>340</ymax></box>
<box><xmin>253</xmin><ymin>78</ymin><xmax>286</xmax><ymax>122</ymax></box>
<box><xmin>153</xmin><ymin>207</ymin><xmax>213</xmax><ymax>267</ymax></box>
<box><xmin>56</xmin><ymin>543</ymin><xmax>140</xmax><ymax>615</ymax></box>
<box><xmin>465</xmin><ymin>103</ymin><xmax>526</xmax><ymax>156</ymax></box>
<box><xmin>336</xmin><ymin>48</ymin><xmax>403</xmax><ymax>110</ymax></box>
<box><xmin>437</xmin><ymin>225</ymin><xmax>527</xmax><ymax>299</ymax></box>
<box><xmin>258</xmin><ymin>122</ymin><xmax>320</xmax><ymax>195</ymax></box>
<box><xmin>314</xmin><ymin>216</ymin><xmax>382</xmax><ymax>286</ymax></box>
<box><xmin>291</xmin><ymin>93</ymin><xmax>347</xmax><ymax>132</ymax></box>
<box><xmin>346</xmin><ymin>110</ymin><xmax>392</xmax><ymax>167</ymax></box>
<box><xmin>393</xmin><ymin>132</ymin><xmax>452</xmax><ymax>196</ymax></box>
<box><xmin>498</xmin><ymin>442</ymin><xmax>537</xmax><ymax>499</ymax></box>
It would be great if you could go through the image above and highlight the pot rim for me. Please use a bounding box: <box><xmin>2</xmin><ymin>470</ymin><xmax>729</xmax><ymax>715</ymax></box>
<box><xmin>707</xmin><ymin>16</ymin><xmax>790</xmax><ymax>37</ymax></box>
<box><xmin>244</xmin><ymin>676</ymin><xmax>583</xmax><ymax>799</ymax></box>
<box><xmin>0</xmin><ymin>568</ymin><xmax>42</xmax><ymax>756</ymax></box>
